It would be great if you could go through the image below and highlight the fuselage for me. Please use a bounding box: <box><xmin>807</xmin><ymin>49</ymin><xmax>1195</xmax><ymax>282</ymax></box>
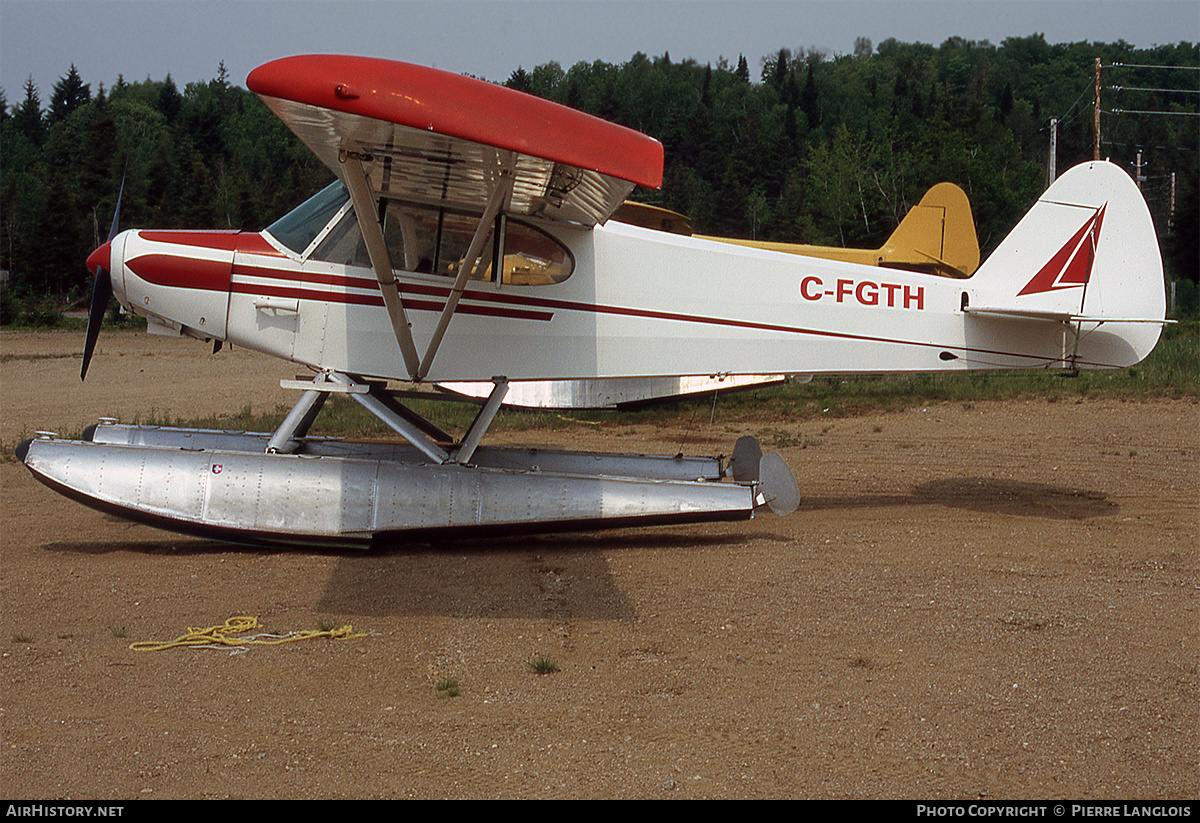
<box><xmin>93</xmin><ymin>174</ymin><xmax>1154</xmax><ymax>385</ymax></box>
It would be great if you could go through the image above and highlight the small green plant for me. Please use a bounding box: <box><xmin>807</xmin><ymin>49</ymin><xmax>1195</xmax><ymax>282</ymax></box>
<box><xmin>756</xmin><ymin>427</ymin><xmax>798</xmax><ymax>448</ymax></box>
<box><xmin>11</xmin><ymin>633</ymin><xmax>33</xmax><ymax>643</ymax></box>
<box><xmin>527</xmin><ymin>655</ymin><xmax>559</xmax><ymax>675</ymax></box>
<box><xmin>317</xmin><ymin>617</ymin><xmax>335</xmax><ymax>632</ymax></box>
<box><xmin>109</xmin><ymin>626</ymin><xmax>127</xmax><ymax>638</ymax></box>
<box><xmin>436</xmin><ymin>677</ymin><xmax>461</xmax><ymax>698</ymax></box>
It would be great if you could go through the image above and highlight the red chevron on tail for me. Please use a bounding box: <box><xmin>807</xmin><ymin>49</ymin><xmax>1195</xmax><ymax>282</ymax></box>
<box><xmin>1018</xmin><ymin>204</ymin><xmax>1106</xmax><ymax>296</ymax></box>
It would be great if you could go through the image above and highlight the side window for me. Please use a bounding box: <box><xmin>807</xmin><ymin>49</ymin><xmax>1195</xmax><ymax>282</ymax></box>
<box><xmin>501</xmin><ymin>221</ymin><xmax>573</xmax><ymax>285</ymax></box>
<box><xmin>382</xmin><ymin>203</ymin><xmax>572</xmax><ymax>285</ymax></box>
<box><xmin>310</xmin><ymin>209</ymin><xmax>371</xmax><ymax>267</ymax></box>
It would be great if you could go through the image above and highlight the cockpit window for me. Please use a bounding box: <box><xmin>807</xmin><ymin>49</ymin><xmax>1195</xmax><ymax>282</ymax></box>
<box><xmin>266</xmin><ymin>182</ymin><xmax>350</xmax><ymax>255</ymax></box>
<box><xmin>267</xmin><ymin>183</ymin><xmax>573</xmax><ymax>284</ymax></box>
<box><xmin>382</xmin><ymin>203</ymin><xmax>573</xmax><ymax>285</ymax></box>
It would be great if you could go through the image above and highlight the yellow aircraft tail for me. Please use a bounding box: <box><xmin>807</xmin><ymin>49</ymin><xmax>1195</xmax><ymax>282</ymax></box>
<box><xmin>874</xmin><ymin>182</ymin><xmax>980</xmax><ymax>277</ymax></box>
<box><xmin>618</xmin><ymin>182</ymin><xmax>981</xmax><ymax>278</ymax></box>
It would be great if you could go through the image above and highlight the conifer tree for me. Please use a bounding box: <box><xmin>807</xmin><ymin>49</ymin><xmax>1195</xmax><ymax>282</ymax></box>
<box><xmin>48</xmin><ymin>64</ymin><xmax>90</xmax><ymax>123</ymax></box>
<box><xmin>12</xmin><ymin>77</ymin><xmax>45</xmax><ymax>146</ymax></box>
<box><xmin>505</xmin><ymin>67</ymin><xmax>532</xmax><ymax>93</ymax></box>
<box><xmin>735</xmin><ymin>55</ymin><xmax>750</xmax><ymax>83</ymax></box>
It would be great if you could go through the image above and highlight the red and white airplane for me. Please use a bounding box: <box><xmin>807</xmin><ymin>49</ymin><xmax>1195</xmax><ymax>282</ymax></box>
<box><xmin>18</xmin><ymin>55</ymin><xmax>1167</xmax><ymax>547</ymax></box>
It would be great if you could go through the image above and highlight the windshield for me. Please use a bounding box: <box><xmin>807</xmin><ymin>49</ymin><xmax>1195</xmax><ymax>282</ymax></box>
<box><xmin>266</xmin><ymin>181</ymin><xmax>350</xmax><ymax>254</ymax></box>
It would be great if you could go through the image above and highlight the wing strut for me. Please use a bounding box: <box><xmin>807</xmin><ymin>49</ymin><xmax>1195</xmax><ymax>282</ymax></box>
<box><xmin>343</xmin><ymin>146</ymin><xmax>515</xmax><ymax>383</ymax></box>
<box><xmin>417</xmin><ymin>157</ymin><xmax>515</xmax><ymax>381</ymax></box>
<box><xmin>454</xmin><ymin>377</ymin><xmax>509</xmax><ymax>465</ymax></box>
<box><xmin>340</xmin><ymin>150</ymin><xmax>422</xmax><ymax>380</ymax></box>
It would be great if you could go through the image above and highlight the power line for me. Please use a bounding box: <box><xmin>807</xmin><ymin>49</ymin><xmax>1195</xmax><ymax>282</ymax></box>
<box><xmin>1107</xmin><ymin>85</ymin><xmax>1200</xmax><ymax>95</ymax></box>
<box><xmin>1059</xmin><ymin>79</ymin><xmax>1096</xmax><ymax>120</ymax></box>
<box><xmin>1111</xmin><ymin>62</ymin><xmax>1200</xmax><ymax>71</ymax></box>
<box><xmin>1102</xmin><ymin>139</ymin><xmax>1199</xmax><ymax>152</ymax></box>
<box><xmin>1094</xmin><ymin>60</ymin><xmax>1199</xmax><ymax>160</ymax></box>
<box><xmin>1109</xmin><ymin>108</ymin><xmax>1200</xmax><ymax>116</ymax></box>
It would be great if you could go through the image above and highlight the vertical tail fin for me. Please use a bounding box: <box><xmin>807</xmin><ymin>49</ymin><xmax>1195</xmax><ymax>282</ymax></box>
<box><xmin>966</xmin><ymin>161</ymin><xmax>1166</xmax><ymax>368</ymax></box>
<box><xmin>695</xmin><ymin>181</ymin><xmax>981</xmax><ymax>276</ymax></box>
<box><xmin>880</xmin><ymin>182</ymin><xmax>980</xmax><ymax>277</ymax></box>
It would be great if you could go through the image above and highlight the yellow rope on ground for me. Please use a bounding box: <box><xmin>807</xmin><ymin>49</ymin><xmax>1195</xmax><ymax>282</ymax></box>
<box><xmin>129</xmin><ymin>615</ymin><xmax>366</xmax><ymax>652</ymax></box>
<box><xmin>554</xmin><ymin>414</ymin><xmax>603</xmax><ymax>426</ymax></box>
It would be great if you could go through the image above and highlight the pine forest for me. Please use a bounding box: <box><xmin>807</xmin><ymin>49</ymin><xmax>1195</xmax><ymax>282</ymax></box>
<box><xmin>1</xmin><ymin>36</ymin><xmax>1197</xmax><ymax>324</ymax></box>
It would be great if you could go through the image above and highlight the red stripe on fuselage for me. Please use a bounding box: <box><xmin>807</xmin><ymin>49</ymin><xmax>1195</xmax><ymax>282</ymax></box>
<box><xmin>230</xmin><ymin>265</ymin><xmax>1118</xmax><ymax>368</ymax></box>
<box><xmin>234</xmin><ymin>263</ymin><xmax>380</xmax><ymax>292</ymax></box>
<box><xmin>137</xmin><ymin>230</ymin><xmax>284</xmax><ymax>256</ymax></box>
<box><xmin>127</xmin><ymin>254</ymin><xmax>232</xmax><ymax>292</ymax></box>
<box><xmin>229</xmin><ymin>280</ymin><xmax>554</xmax><ymax>321</ymax></box>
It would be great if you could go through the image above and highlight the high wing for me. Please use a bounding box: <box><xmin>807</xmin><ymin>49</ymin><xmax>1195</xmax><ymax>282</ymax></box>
<box><xmin>247</xmin><ymin>55</ymin><xmax>663</xmax><ymax>227</ymax></box>
<box><xmin>248</xmin><ymin>55</ymin><xmax>663</xmax><ymax>381</ymax></box>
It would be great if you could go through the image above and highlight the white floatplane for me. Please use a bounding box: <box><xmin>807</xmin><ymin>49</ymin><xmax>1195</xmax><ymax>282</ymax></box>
<box><xmin>18</xmin><ymin>55</ymin><xmax>1167</xmax><ymax>547</ymax></box>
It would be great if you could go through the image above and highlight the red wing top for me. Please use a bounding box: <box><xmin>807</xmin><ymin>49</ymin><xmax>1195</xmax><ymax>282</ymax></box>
<box><xmin>247</xmin><ymin>55</ymin><xmax>663</xmax><ymax>227</ymax></box>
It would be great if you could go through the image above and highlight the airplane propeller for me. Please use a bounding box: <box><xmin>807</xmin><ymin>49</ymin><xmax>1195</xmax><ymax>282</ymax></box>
<box><xmin>81</xmin><ymin>174</ymin><xmax>124</xmax><ymax>381</ymax></box>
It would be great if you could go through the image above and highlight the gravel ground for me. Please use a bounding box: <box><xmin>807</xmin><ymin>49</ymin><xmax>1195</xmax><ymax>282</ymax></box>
<box><xmin>2</xmin><ymin>330</ymin><xmax>1196</xmax><ymax>799</ymax></box>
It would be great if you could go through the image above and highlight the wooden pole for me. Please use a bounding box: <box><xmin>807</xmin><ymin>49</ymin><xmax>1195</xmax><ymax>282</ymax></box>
<box><xmin>1048</xmin><ymin>117</ymin><xmax>1058</xmax><ymax>185</ymax></box>
<box><xmin>1169</xmin><ymin>172</ymin><xmax>1176</xmax><ymax>232</ymax></box>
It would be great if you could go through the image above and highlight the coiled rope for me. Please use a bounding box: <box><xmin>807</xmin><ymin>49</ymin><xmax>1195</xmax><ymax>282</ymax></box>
<box><xmin>129</xmin><ymin>615</ymin><xmax>365</xmax><ymax>652</ymax></box>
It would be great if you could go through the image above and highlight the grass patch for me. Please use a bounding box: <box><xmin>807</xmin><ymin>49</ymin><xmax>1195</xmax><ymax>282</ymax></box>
<box><xmin>3</xmin><ymin>324</ymin><xmax>1194</xmax><ymax>460</ymax></box>
<box><xmin>756</xmin><ymin>427</ymin><xmax>801</xmax><ymax>448</ymax></box>
<box><xmin>526</xmin><ymin>655</ymin><xmax>559</xmax><ymax>675</ymax></box>
<box><xmin>0</xmin><ymin>352</ymin><xmax>82</xmax><ymax>364</ymax></box>
<box><xmin>706</xmin><ymin>321</ymin><xmax>1198</xmax><ymax>422</ymax></box>
<box><xmin>436</xmin><ymin>677</ymin><xmax>461</xmax><ymax>698</ymax></box>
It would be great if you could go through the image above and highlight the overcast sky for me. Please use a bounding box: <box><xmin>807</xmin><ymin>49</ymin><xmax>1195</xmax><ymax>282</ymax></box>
<box><xmin>2</xmin><ymin>0</ymin><xmax>1197</xmax><ymax>103</ymax></box>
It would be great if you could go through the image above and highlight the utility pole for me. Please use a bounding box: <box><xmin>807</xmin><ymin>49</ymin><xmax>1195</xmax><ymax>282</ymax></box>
<box><xmin>1169</xmin><ymin>172</ymin><xmax>1176</xmax><ymax>232</ymax></box>
<box><xmin>1047</xmin><ymin>117</ymin><xmax>1058</xmax><ymax>185</ymax></box>
<box><xmin>1093</xmin><ymin>58</ymin><xmax>1102</xmax><ymax>161</ymax></box>
<box><xmin>1135</xmin><ymin>151</ymin><xmax>1144</xmax><ymax>189</ymax></box>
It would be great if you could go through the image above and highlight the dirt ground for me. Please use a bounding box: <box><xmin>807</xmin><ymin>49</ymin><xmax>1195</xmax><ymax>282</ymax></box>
<box><xmin>1</xmin><ymin>329</ymin><xmax>1197</xmax><ymax>799</ymax></box>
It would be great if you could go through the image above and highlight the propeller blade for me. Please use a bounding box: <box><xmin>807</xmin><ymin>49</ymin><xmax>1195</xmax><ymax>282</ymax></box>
<box><xmin>81</xmin><ymin>169</ymin><xmax>125</xmax><ymax>381</ymax></box>
<box><xmin>80</xmin><ymin>265</ymin><xmax>112</xmax><ymax>381</ymax></box>
<box><xmin>107</xmin><ymin>172</ymin><xmax>125</xmax><ymax>242</ymax></box>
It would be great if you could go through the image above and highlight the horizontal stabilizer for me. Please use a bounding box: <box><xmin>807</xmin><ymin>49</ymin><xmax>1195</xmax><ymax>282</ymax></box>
<box><xmin>964</xmin><ymin>307</ymin><xmax>1172</xmax><ymax>325</ymax></box>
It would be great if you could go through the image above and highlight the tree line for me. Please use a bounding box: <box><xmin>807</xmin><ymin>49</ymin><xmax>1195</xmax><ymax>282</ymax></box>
<box><xmin>2</xmin><ymin>36</ymin><xmax>1196</xmax><ymax>324</ymax></box>
<box><xmin>1</xmin><ymin>61</ymin><xmax>330</xmax><ymax>321</ymax></box>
